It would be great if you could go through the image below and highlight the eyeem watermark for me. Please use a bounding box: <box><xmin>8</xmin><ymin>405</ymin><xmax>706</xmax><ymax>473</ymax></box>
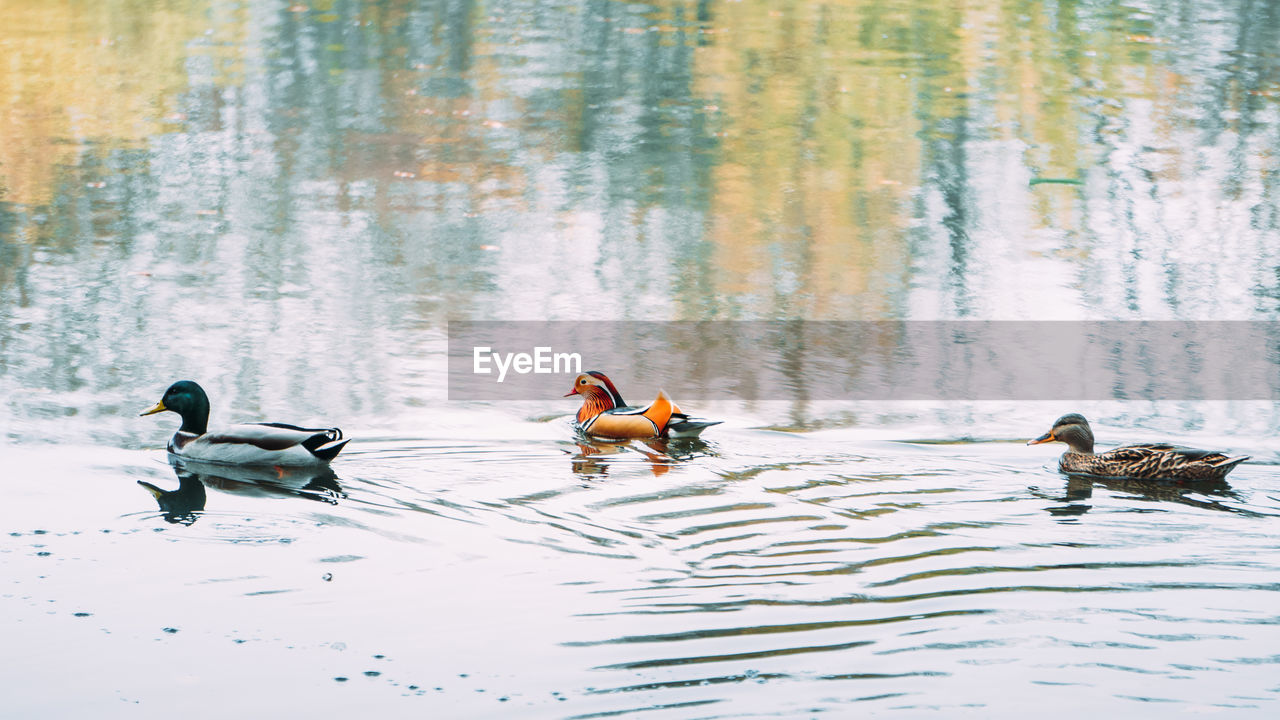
<box><xmin>450</xmin><ymin>320</ymin><xmax>1280</xmax><ymax>401</ymax></box>
<box><xmin>473</xmin><ymin>346</ymin><xmax>582</xmax><ymax>383</ymax></box>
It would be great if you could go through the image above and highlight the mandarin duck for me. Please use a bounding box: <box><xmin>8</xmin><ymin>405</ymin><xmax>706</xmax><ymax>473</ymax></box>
<box><xmin>1028</xmin><ymin>413</ymin><xmax>1248</xmax><ymax>482</ymax></box>
<box><xmin>141</xmin><ymin>380</ymin><xmax>349</xmax><ymax>466</ymax></box>
<box><xmin>565</xmin><ymin>371</ymin><xmax>720</xmax><ymax>439</ymax></box>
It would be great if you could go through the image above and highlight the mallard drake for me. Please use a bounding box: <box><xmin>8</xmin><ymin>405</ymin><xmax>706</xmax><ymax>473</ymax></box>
<box><xmin>141</xmin><ymin>380</ymin><xmax>349</xmax><ymax>466</ymax></box>
<box><xmin>1027</xmin><ymin>413</ymin><xmax>1248</xmax><ymax>482</ymax></box>
<box><xmin>565</xmin><ymin>371</ymin><xmax>720</xmax><ymax>440</ymax></box>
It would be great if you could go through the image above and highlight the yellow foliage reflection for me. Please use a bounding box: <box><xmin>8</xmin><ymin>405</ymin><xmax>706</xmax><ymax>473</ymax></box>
<box><xmin>0</xmin><ymin>0</ymin><xmax>205</xmax><ymax>205</ymax></box>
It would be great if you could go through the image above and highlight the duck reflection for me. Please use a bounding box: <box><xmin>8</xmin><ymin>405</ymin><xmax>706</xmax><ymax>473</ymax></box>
<box><xmin>569</xmin><ymin>435</ymin><xmax>714</xmax><ymax>479</ymax></box>
<box><xmin>1040</xmin><ymin>474</ymin><xmax>1243</xmax><ymax>517</ymax></box>
<box><xmin>137</xmin><ymin>456</ymin><xmax>346</xmax><ymax>524</ymax></box>
<box><xmin>138</xmin><ymin>472</ymin><xmax>207</xmax><ymax>525</ymax></box>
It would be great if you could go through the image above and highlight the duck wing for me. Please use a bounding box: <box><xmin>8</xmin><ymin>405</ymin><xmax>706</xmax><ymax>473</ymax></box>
<box><xmin>180</xmin><ymin>423</ymin><xmax>349</xmax><ymax>464</ymax></box>
<box><xmin>666</xmin><ymin>412</ymin><xmax>722</xmax><ymax>438</ymax></box>
<box><xmin>1103</xmin><ymin>443</ymin><xmax>1250</xmax><ymax>480</ymax></box>
<box><xmin>603</xmin><ymin>404</ymin><xmax>648</xmax><ymax>415</ymax></box>
<box><xmin>1115</xmin><ymin>444</ymin><xmax>1244</xmax><ymax>464</ymax></box>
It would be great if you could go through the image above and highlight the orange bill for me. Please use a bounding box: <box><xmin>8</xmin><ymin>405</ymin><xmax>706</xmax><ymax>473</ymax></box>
<box><xmin>1026</xmin><ymin>430</ymin><xmax>1056</xmax><ymax>445</ymax></box>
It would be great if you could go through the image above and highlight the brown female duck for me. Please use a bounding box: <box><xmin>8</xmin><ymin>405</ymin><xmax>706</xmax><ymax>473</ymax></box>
<box><xmin>1027</xmin><ymin>413</ymin><xmax>1248</xmax><ymax>482</ymax></box>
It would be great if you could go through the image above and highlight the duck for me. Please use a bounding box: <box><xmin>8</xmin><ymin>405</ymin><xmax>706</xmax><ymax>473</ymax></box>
<box><xmin>1027</xmin><ymin>413</ymin><xmax>1248</xmax><ymax>482</ymax></box>
<box><xmin>140</xmin><ymin>380</ymin><xmax>349</xmax><ymax>466</ymax></box>
<box><xmin>565</xmin><ymin>371</ymin><xmax>720</xmax><ymax>440</ymax></box>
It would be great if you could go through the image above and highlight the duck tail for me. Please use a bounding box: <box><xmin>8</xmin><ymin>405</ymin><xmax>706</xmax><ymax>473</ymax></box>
<box><xmin>303</xmin><ymin>430</ymin><xmax>350</xmax><ymax>462</ymax></box>
<box><xmin>1216</xmin><ymin>455</ymin><xmax>1250</xmax><ymax>472</ymax></box>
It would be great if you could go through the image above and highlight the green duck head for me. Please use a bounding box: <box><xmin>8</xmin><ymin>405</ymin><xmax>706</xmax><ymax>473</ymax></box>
<box><xmin>1028</xmin><ymin>413</ymin><xmax>1095</xmax><ymax>454</ymax></box>
<box><xmin>140</xmin><ymin>380</ymin><xmax>211</xmax><ymax>435</ymax></box>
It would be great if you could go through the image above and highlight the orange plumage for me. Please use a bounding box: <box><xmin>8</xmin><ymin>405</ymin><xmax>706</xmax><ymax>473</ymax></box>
<box><xmin>565</xmin><ymin>371</ymin><xmax>719</xmax><ymax>440</ymax></box>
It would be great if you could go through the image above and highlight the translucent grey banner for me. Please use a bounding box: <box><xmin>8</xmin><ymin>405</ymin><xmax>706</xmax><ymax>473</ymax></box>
<box><xmin>447</xmin><ymin>321</ymin><xmax>1280</xmax><ymax>401</ymax></box>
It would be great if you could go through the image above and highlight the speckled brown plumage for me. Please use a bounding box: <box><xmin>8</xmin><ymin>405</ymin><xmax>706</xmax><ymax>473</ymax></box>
<box><xmin>1057</xmin><ymin>444</ymin><xmax>1248</xmax><ymax>481</ymax></box>
<box><xmin>1029</xmin><ymin>413</ymin><xmax>1248</xmax><ymax>482</ymax></box>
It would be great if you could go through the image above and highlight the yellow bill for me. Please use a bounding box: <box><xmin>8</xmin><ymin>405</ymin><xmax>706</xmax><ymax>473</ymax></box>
<box><xmin>139</xmin><ymin>400</ymin><xmax>167</xmax><ymax>416</ymax></box>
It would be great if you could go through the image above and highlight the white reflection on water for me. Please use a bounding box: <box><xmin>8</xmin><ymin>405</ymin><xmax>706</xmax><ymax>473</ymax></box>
<box><xmin>5</xmin><ymin>416</ymin><xmax>1280</xmax><ymax>716</ymax></box>
<box><xmin>2</xmin><ymin>0</ymin><xmax>1280</xmax><ymax>715</ymax></box>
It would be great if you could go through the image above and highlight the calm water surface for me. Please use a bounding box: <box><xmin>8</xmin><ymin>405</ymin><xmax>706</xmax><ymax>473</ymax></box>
<box><xmin>3</xmin><ymin>0</ymin><xmax>1280</xmax><ymax>716</ymax></box>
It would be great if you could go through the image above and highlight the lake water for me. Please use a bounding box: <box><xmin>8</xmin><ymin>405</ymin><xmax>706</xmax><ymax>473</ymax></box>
<box><xmin>3</xmin><ymin>0</ymin><xmax>1280</xmax><ymax>717</ymax></box>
